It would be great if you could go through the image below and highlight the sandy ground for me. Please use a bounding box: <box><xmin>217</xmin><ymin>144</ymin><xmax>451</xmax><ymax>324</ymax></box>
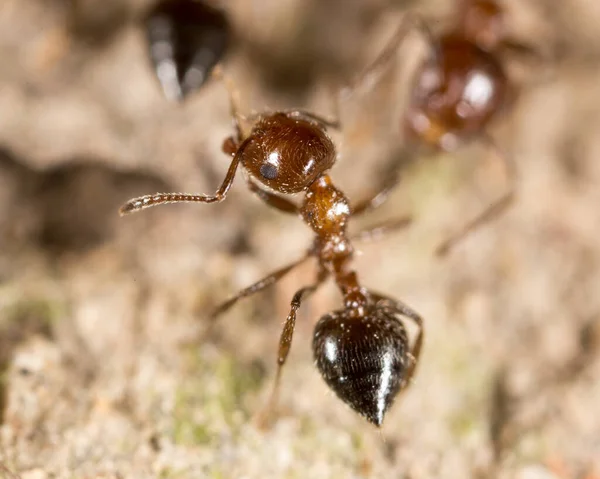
<box><xmin>1</xmin><ymin>0</ymin><xmax>600</xmax><ymax>477</ymax></box>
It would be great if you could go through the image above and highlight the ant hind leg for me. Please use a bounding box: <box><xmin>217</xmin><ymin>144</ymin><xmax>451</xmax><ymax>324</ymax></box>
<box><xmin>435</xmin><ymin>135</ymin><xmax>516</xmax><ymax>257</ymax></box>
<box><xmin>370</xmin><ymin>291</ymin><xmax>424</xmax><ymax>386</ymax></box>
<box><xmin>246</xmin><ymin>179</ymin><xmax>299</xmax><ymax>215</ymax></box>
<box><xmin>255</xmin><ymin>269</ymin><xmax>328</xmax><ymax>429</ymax></box>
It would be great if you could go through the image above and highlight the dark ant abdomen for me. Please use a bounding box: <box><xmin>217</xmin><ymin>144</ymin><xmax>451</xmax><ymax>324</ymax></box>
<box><xmin>406</xmin><ymin>34</ymin><xmax>508</xmax><ymax>150</ymax></box>
<box><xmin>313</xmin><ymin>304</ymin><xmax>411</xmax><ymax>426</ymax></box>
<box><xmin>145</xmin><ymin>0</ymin><xmax>229</xmax><ymax>101</ymax></box>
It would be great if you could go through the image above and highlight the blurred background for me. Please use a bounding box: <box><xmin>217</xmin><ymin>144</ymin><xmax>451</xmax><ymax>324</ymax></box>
<box><xmin>1</xmin><ymin>0</ymin><xmax>599</xmax><ymax>477</ymax></box>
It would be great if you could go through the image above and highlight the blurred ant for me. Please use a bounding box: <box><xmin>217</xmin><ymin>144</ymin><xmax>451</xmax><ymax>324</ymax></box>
<box><xmin>351</xmin><ymin>0</ymin><xmax>550</xmax><ymax>255</ymax></box>
<box><xmin>145</xmin><ymin>0</ymin><xmax>230</xmax><ymax>101</ymax></box>
<box><xmin>119</xmin><ymin>68</ymin><xmax>423</xmax><ymax>428</ymax></box>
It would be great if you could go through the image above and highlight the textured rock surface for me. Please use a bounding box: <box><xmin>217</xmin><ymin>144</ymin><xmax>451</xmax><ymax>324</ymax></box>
<box><xmin>1</xmin><ymin>0</ymin><xmax>600</xmax><ymax>477</ymax></box>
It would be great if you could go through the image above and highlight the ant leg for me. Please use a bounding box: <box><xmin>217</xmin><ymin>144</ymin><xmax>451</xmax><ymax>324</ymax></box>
<box><xmin>284</xmin><ymin>15</ymin><xmax>438</xmax><ymax>130</ymax></box>
<box><xmin>121</xmin><ymin>71</ymin><xmax>253</xmax><ymax>217</ymax></box>
<box><xmin>351</xmin><ymin>175</ymin><xmax>400</xmax><ymax>216</ymax></box>
<box><xmin>120</xmin><ymin>68</ymin><xmax>256</xmax><ymax>216</ymax></box>
<box><xmin>119</xmin><ymin>142</ymin><xmax>245</xmax><ymax>215</ymax></box>
<box><xmin>343</xmin><ymin>12</ymin><xmax>437</xmax><ymax>100</ymax></box>
<box><xmin>256</xmin><ymin>269</ymin><xmax>328</xmax><ymax>428</ymax></box>
<box><xmin>435</xmin><ymin>135</ymin><xmax>516</xmax><ymax>257</ymax></box>
<box><xmin>370</xmin><ymin>291</ymin><xmax>423</xmax><ymax>385</ymax></box>
<box><xmin>285</xmin><ymin>14</ymin><xmax>438</xmax><ymax>130</ymax></box>
<box><xmin>351</xmin><ymin>146</ymin><xmax>415</xmax><ymax>216</ymax></box>
<box><xmin>246</xmin><ymin>179</ymin><xmax>299</xmax><ymax>215</ymax></box>
<box><xmin>351</xmin><ymin>216</ymin><xmax>412</xmax><ymax>244</ymax></box>
<box><xmin>212</xmin><ymin>65</ymin><xmax>249</xmax><ymax>141</ymax></box>
<box><xmin>209</xmin><ymin>255</ymin><xmax>311</xmax><ymax>322</ymax></box>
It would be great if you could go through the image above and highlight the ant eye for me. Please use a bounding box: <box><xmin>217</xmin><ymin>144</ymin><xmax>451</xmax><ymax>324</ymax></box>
<box><xmin>259</xmin><ymin>163</ymin><xmax>278</xmax><ymax>180</ymax></box>
<box><xmin>312</xmin><ymin>306</ymin><xmax>410</xmax><ymax>427</ymax></box>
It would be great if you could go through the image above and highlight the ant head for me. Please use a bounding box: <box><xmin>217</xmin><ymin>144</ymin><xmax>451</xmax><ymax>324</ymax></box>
<box><xmin>458</xmin><ymin>0</ymin><xmax>505</xmax><ymax>51</ymax></box>
<box><xmin>312</xmin><ymin>302</ymin><xmax>410</xmax><ymax>427</ymax></box>
<box><xmin>240</xmin><ymin>113</ymin><xmax>336</xmax><ymax>194</ymax></box>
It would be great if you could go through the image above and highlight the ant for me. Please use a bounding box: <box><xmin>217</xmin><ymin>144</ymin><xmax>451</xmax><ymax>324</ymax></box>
<box><xmin>350</xmin><ymin>0</ymin><xmax>549</xmax><ymax>255</ymax></box>
<box><xmin>145</xmin><ymin>0</ymin><xmax>230</xmax><ymax>101</ymax></box>
<box><xmin>119</xmin><ymin>69</ymin><xmax>424</xmax><ymax>428</ymax></box>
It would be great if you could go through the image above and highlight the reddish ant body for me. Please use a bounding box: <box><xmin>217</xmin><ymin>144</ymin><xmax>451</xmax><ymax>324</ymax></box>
<box><xmin>406</xmin><ymin>0</ymin><xmax>509</xmax><ymax>149</ymax></box>
<box><xmin>354</xmin><ymin>0</ymin><xmax>546</xmax><ymax>255</ymax></box>
<box><xmin>119</xmin><ymin>0</ymin><xmax>543</xmax><ymax>427</ymax></box>
<box><xmin>119</xmin><ymin>71</ymin><xmax>423</xmax><ymax>427</ymax></box>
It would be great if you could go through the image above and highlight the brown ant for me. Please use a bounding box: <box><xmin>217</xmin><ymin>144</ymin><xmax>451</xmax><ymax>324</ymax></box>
<box><xmin>119</xmin><ymin>69</ymin><xmax>423</xmax><ymax>428</ymax></box>
<box><xmin>351</xmin><ymin>0</ymin><xmax>549</xmax><ymax>255</ymax></box>
<box><xmin>145</xmin><ymin>0</ymin><xmax>230</xmax><ymax>101</ymax></box>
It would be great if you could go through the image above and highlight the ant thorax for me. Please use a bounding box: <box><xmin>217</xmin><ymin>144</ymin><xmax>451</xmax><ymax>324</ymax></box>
<box><xmin>302</xmin><ymin>175</ymin><xmax>357</xmax><ymax>273</ymax></box>
<box><xmin>301</xmin><ymin>175</ymin><xmax>350</xmax><ymax>237</ymax></box>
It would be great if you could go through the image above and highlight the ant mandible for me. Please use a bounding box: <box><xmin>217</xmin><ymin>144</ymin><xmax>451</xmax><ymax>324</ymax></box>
<box><xmin>119</xmin><ymin>69</ymin><xmax>423</xmax><ymax>427</ymax></box>
<box><xmin>351</xmin><ymin>0</ymin><xmax>545</xmax><ymax>255</ymax></box>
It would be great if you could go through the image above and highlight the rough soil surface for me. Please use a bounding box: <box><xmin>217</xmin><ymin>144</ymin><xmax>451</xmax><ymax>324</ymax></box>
<box><xmin>1</xmin><ymin>0</ymin><xmax>599</xmax><ymax>478</ymax></box>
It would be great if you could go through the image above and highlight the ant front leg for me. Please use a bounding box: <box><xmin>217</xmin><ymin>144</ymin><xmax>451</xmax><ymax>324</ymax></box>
<box><xmin>435</xmin><ymin>135</ymin><xmax>516</xmax><ymax>257</ymax></box>
<box><xmin>119</xmin><ymin>145</ymin><xmax>244</xmax><ymax>215</ymax></box>
<box><xmin>246</xmin><ymin>179</ymin><xmax>299</xmax><ymax>215</ymax></box>
<box><xmin>120</xmin><ymin>69</ymin><xmax>251</xmax><ymax>216</ymax></box>
<box><xmin>255</xmin><ymin>269</ymin><xmax>328</xmax><ymax>428</ymax></box>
